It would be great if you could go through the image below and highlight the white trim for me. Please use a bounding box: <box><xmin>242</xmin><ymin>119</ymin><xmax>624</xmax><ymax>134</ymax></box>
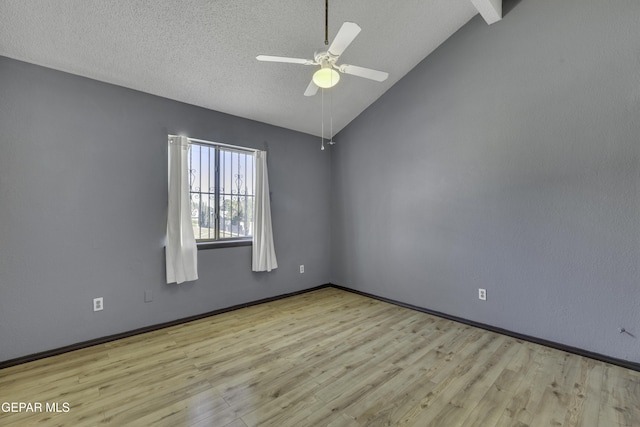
<box><xmin>168</xmin><ymin>134</ymin><xmax>259</xmax><ymax>153</ymax></box>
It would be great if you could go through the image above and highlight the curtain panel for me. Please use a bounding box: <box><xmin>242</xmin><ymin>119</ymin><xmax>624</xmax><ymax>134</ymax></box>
<box><xmin>252</xmin><ymin>151</ymin><xmax>278</xmax><ymax>272</ymax></box>
<box><xmin>166</xmin><ymin>136</ymin><xmax>198</xmax><ymax>284</ymax></box>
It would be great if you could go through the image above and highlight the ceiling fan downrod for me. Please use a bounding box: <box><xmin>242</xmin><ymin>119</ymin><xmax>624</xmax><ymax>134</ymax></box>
<box><xmin>325</xmin><ymin>0</ymin><xmax>329</xmax><ymax>45</ymax></box>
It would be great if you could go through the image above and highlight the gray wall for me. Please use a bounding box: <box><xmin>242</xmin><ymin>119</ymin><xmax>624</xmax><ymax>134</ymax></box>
<box><xmin>0</xmin><ymin>56</ymin><xmax>331</xmax><ymax>362</ymax></box>
<box><xmin>331</xmin><ymin>0</ymin><xmax>640</xmax><ymax>362</ymax></box>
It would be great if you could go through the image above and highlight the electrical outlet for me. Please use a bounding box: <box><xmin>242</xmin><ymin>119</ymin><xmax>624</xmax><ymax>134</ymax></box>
<box><xmin>299</xmin><ymin>265</ymin><xmax>305</xmax><ymax>274</ymax></box>
<box><xmin>478</xmin><ymin>289</ymin><xmax>487</xmax><ymax>301</ymax></box>
<box><xmin>144</xmin><ymin>290</ymin><xmax>153</xmax><ymax>303</ymax></box>
<box><xmin>93</xmin><ymin>297</ymin><xmax>104</xmax><ymax>311</ymax></box>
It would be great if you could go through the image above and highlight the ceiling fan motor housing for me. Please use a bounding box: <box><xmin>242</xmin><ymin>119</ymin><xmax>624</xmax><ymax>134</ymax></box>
<box><xmin>314</xmin><ymin>51</ymin><xmax>340</xmax><ymax>68</ymax></box>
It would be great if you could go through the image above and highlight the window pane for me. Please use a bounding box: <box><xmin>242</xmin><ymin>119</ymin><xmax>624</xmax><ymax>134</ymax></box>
<box><xmin>187</xmin><ymin>141</ymin><xmax>255</xmax><ymax>242</ymax></box>
<box><xmin>189</xmin><ymin>144</ymin><xmax>216</xmax><ymax>241</ymax></box>
<box><xmin>219</xmin><ymin>148</ymin><xmax>254</xmax><ymax>239</ymax></box>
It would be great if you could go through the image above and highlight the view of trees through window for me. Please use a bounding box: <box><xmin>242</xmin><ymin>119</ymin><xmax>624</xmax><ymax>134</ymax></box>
<box><xmin>188</xmin><ymin>142</ymin><xmax>255</xmax><ymax>241</ymax></box>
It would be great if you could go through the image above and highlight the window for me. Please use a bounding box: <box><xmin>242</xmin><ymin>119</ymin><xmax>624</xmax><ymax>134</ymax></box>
<box><xmin>187</xmin><ymin>139</ymin><xmax>255</xmax><ymax>244</ymax></box>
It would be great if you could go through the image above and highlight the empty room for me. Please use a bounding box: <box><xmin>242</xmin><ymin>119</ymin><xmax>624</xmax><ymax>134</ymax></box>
<box><xmin>1</xmin><ymin>0</ymin><xmax>639</xmax><ymax>426</ymax></box>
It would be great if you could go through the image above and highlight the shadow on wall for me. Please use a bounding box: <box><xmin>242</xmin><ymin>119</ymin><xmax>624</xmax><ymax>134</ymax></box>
<box><xmin>503</xmin><ymin>0</ymin><xmax>523</xmax><ymax>17</ymax></box>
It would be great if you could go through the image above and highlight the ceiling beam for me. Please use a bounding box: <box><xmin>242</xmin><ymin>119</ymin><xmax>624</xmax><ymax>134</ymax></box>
<box><xmin>470</xmin><ymin>0</ymin><xmax>502</xmax><ymax>25</ymax></box>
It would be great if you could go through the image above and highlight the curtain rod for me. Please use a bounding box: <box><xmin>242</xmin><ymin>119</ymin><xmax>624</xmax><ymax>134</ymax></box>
<box><xmin>168</xmin><ymin>134</ymin><xmax>260</xmax><ymax>153</ymax></box>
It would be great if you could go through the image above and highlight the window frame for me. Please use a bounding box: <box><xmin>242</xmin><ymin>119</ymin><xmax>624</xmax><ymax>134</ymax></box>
<box><xmin>175</xmin><ymin>135</ymin><xmax>257</xmax><ymax>250</ymax></box>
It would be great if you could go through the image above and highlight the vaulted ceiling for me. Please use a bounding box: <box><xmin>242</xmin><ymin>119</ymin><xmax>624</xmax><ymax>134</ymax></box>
<box><xmin>0</xmin><ymin>0</ymin><xmax>501</xmax><ymax>137</ymax></box>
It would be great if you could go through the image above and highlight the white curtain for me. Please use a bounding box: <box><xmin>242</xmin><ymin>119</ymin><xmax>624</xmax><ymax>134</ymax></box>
<box><xmin>252</xmin><ymin>151</ymin><xmax>278</xmax><ymax>272</ymax></box>
<box><xmin>166</xmin><ymin>136</ymin><xmax>198</xmax><ymax>284</ymax></box>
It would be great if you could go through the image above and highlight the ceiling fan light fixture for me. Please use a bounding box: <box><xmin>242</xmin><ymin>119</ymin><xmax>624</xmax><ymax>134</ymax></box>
<box><xmin>313</xmin><ymin>67</ymin><xmax>340</xmax><ymax>89</ymax></box>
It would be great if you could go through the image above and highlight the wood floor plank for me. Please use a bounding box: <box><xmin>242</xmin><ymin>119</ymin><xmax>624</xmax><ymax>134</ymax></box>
<box><xmin>220</xmin><ymin>360</ymin><xmax>313</xmax><ymax>413</ymax></box>
<box><xmin>598</xmin><ymin>363</ymin><xmax>640</xmax><ymax>426</ymax></box>
<box><xmin>342</xmin><ymin>324</ymin><xmax>485</xmax><ymax>424</ymax></box>
<box><xmin>460</xmin><ymin>342</ymin><xmax>532</xmax><ymax>427</ymax></box>
<box><xmin>563</xmin><ymin>357</ymin><xmax>602</xmax><ymax>427</ymax></box>
<box><xmin>2</xmin><ymin>287</ymin><xmax>638</xmax><ymax>427</ymax></box>
<box><xmin>493</xmin><ymin>343</ymin><xmax>546</xmax><ymax>426</ymax></box>
<box><xmin>398</xmin><ymin>334</ymin><xmax>516</xmax><ymax>426</ymax></box>
<box><xmin>532</xmin><ymin>350</ymin><xmax>583</xmax><ymax>426</ymax></box>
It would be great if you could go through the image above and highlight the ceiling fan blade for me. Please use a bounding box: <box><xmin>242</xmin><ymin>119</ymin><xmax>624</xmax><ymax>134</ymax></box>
<box><xmin>304</xmin><ymin>80</ymin><xmax>319</xmax><ymax>97</ymax></box>
<box><xmin>328</xmin><ymin>22</ymin><xmax>361</xmax><ymax>57</ymax></box>
<box><xmin>256</xmin><ymin>55</ymin><xmax>314</xmax><ymax>65</ymax></box>
<box><xmin>339</xmin><ymin>64</ymin><xmax>389</xmax><ymax>82</ymax></box>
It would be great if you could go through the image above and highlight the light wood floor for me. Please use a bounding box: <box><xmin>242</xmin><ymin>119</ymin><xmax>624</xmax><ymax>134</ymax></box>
<box><xmin>1</xmin><ymin>287</ymin><xmax>639</xmax><ymax>426</ymax></box>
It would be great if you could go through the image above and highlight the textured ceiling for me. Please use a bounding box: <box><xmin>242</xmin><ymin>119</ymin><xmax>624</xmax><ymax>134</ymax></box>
<box><xmin>0</xmin><ymin>0</ymin><xmax>488</xmax><ymax>137</ymax></box>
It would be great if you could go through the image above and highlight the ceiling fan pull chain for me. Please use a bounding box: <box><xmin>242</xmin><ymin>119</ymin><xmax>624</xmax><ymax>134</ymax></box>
<box><xmin>329</xmin><ymin>76</ymin><xmax>334</xmax><ymax>145</ymax></box>
<box><xmin>321</xmin><ymin>88</ymin><xmax>325</xmax><ymax>150</ymax></box>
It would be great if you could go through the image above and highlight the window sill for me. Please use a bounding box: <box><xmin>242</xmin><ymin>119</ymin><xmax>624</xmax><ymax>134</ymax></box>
<box><xmin>197</xmin><ymin>239</ymin><xmax>252</xmax><ymax>250</ymax></box>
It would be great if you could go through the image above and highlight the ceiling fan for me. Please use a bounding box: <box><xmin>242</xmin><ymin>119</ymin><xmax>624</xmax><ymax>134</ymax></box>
<box><xmin>256</xmin><ymin>10</ymin><xmax>389</xmax><ymax>96</ymax></box>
